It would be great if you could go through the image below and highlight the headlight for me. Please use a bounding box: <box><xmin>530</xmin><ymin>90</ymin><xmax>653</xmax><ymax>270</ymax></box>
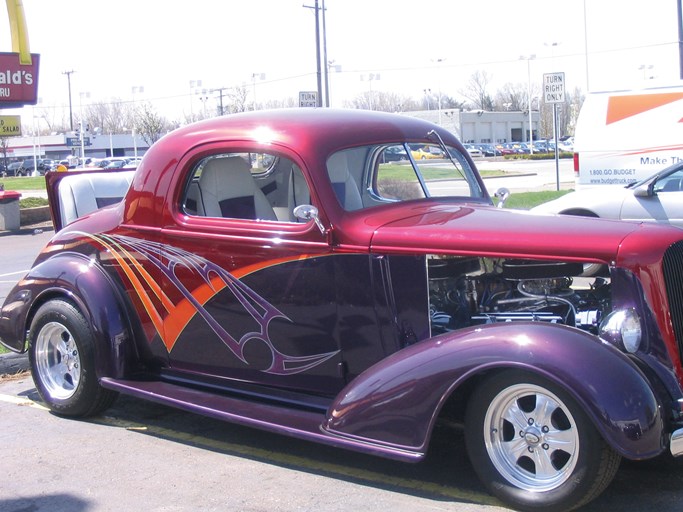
<box><xmin>599</xmin><ymin>309</ymin><xmax>642</xmax><ymax>353</ymax></box>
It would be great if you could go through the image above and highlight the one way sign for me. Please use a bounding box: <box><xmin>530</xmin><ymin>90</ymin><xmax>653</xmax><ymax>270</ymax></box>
<box><xmin>543</xmin><ymin>72</ymin><xmax>565</xmax><ymax>103</ymax></box>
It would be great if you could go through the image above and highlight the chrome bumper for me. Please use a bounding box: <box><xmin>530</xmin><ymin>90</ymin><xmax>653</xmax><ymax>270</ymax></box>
<box><xmin>671</xmin><ymin>428</ymin><xmax>683</xmax><ymax>456</ymax></box>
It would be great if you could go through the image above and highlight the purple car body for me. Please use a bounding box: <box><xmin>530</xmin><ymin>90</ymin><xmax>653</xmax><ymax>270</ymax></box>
<box><xmin>2</xmin><ymin>109</ymin><xmax>683</xmax><ymax>511</ymax></box>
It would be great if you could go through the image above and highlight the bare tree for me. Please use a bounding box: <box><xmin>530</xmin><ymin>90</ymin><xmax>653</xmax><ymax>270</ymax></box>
<box><xmin>439</xmin><ymin>94</ymin><xmax>467</xmax><ymax>110</ymax></box>
<box><xmin>460</xmin><ymin>70</ymin><xmax>495</xmax><ymax>110</ymax></box>
<box><xmin>134</xmin><ymin>102</ymin><xmax>171</xmax><ymax>146</ymax></box>
<box><xmin>344</xmin><ymin>90</ymin><xmax>414</xmax><ymax>112</ymax></box>
<box><xmin>0</xmin><ymin>136</ymin><xmax>10</xmax><ymax>173</ymax></box>
<box><xmin>226</xmin><ymin>85</ymin><xmax>250</xmax><ymax>114</ymax></box>
<box><xmin>565</xmin><ymin>87</ymin><xmax>585</xmax><ymax>136</ymax></box>
<box><xmin>35</xmin><ymin>106</ymin><xmax>71</xmax><ymax>135</ymax></box>
<box><xmin>263</xmin><ymin>97</ymin><xmax>298</xmax><ymax>109</ymax></box>
<box><xmin>494</xmin><ymin>83</ymin><xmax>528</xmax><ymax>112</ymax></box>
<box><xmin>81</xmin><ymin>99</ymin><xmax>135</xmax><ymax>134</ymax></box>
<box><xmin>537</xmin><ymin>87</ymin><xmax>585</xmax><ymax>140</ymax></box>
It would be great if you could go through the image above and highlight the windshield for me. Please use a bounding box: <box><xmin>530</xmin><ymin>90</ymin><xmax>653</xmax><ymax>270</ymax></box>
<box><xmin>326</xmin><ymin>143</ymin><xmax>487</xmax><ymax>211</ymax></box>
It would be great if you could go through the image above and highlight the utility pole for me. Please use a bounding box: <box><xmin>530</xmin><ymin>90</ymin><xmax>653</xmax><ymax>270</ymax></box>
<box><xmin>211</xmin><ymin>86</ymin><xmax>230</xmax><ymax>115</ymax></box>
<box><xmin>322</xmin><ymin>0</ymin><xmax>329</xmax><ymax>107</ymax></box>
<box><xmin>303</xmin><ymin>2</ymin><xmax>323</xmax><ymax>107</ymax></box>
<box><xmin>314</xmin><ymin>0</ymin><xmax>322</xmax><ymax>106</ymax></box>
<box><xmin>62</xmin><ymin>70</ymin><xmax>75</xmax><ymax>131</ymax></box>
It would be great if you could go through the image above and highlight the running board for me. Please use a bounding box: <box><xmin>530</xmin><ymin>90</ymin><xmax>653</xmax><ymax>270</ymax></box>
<box><xmin>100</xmin><ymin>377</ymin><xmax>423</xmax><ymax>463</ymax></box>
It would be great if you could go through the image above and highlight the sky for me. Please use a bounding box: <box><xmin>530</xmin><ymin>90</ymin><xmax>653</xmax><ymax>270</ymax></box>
<box><xmin>1</xmin><ymin>0</ymin><xmax>682</xmax><ymax>127</ymax></box>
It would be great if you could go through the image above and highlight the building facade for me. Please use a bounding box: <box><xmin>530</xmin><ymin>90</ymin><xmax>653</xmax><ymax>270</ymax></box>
<box><xmin>2</xmin><ymin>132</ymin><xmax>149</xmax><ymax>163</ymax></box>
<box><xmin>402</xmin><ymin>109</ymin><xmax>540</xmax><ymax>144</ymax></box>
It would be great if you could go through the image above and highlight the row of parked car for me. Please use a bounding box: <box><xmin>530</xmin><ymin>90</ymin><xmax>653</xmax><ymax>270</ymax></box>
<box><xmin>0</xmin><ymin>156</ymin><xmax>142</xmax><ymax>177</ymax></box>
<box><xmin>0</xmin><ymin>158</ymin><xmax>55</xmax><ymax>177</ymax></box>
<box><xmin>76</xmin><ymin>156</ymin><xmax>142</xmax><ymax>170</ymax></box>
<box><xmin>379</xmin><ymin>139</ymin><xmax>576</xmax><ymax>162</ymax></box>
<box><xmin>463</xmin><ymin>138</ymin><xmax>575</xmax><ymax>158</ymax></box>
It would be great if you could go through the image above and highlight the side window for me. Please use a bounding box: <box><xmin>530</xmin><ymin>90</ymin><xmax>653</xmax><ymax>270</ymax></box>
<box><xmin>182</xmin><ymin>152</ymin><xmax>311</xmax><ymax>222</ymax></box>
<box><xmin>654</xmin><ymin>170</ymin><xmax>683</xmax><ymax>193</ymax></box>
<box><xmin>375</xmin><ymin>145</ymin><xmax>424</xmax><ymax>201</ymax></box>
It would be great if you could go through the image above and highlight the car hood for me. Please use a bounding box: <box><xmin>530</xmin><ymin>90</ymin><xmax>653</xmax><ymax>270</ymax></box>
<box><xmin>360</xmin><ymin>202</ymin><xmax>652</xmax><ymax>264</ymax></box>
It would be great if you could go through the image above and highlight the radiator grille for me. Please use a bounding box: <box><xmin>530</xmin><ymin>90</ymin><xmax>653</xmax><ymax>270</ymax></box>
<box><xmin>663</xmin><ymin>240</ymin><xmax>683</xmax><ymax>364</ymax></box>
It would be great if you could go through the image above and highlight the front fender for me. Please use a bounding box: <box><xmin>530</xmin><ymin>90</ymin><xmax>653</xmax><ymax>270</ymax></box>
<box><xmin>326</xmin><ymin>322</ymin><xmax>664</xmax><ymax>460</ymax></box>
<box><xmin>0</xmin><ymin>251</ymin><xmax>136</xmax><ymax>379</ymax></box>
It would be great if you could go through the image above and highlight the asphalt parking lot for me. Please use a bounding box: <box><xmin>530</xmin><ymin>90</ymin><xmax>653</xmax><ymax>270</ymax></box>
<box><xmin>3</xmin><ymin>368</ymin><xmax>683</xmax><ymax>512</ymax></box>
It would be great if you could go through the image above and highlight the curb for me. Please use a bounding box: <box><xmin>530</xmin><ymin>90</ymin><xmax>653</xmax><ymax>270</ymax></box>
<box><xmin>0</xmin><ymin>352</ymin><xmax>30</xmax><ymax>376</ymax></box>
<box><xmin>0</xmin><ymin>223</ymin><xmax>54</xmax><ymax>237</ymax></box>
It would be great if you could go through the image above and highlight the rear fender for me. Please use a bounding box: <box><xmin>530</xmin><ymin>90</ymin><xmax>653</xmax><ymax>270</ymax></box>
<box><xmin>1</xmin><ymin>252</ymin><xmax>137</xmax><ymax>379</ymax></box>
<box><xmin>326</xmin><ymin>322</ymin><xmax>664</xmax><ymax>460</ymax></box>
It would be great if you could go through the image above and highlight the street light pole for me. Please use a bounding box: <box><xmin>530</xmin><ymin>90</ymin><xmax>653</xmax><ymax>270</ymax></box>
<box><xmin>189</xmin><ymin>80</ymin><xmax>202</xmax><ymax>121</ymax></box>
<box><xmin>251</xmin><ymin>73</ymin><xmax>265</xmax><ymax>110</ymax></box>
<box><xmin>79</xmin><ymin>91</ymin><xmax>90</xmax><ymax>164</ymax></box>
<box><xmin>433</xmin><ymin>58</ymin><xmax>445</xmax><ymax>125</ymax></box>
<box><xmin>520</xmin><ymin>55</ymin><xmax>536</xmax><ymax>154</ymax></box>
<box><xmin>62</xmin><ymin>70</ymin><xmax>75</xmax><ymax>131</ymax></box>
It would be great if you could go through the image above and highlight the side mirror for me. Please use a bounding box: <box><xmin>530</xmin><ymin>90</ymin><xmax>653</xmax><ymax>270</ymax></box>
<box><xmin>293</xmin><ymin>204</ymin><xmax>326</xmax><ymax>235</ymax></box>
<box><xmin>494</xmin><ymin>187</ymin><xmax>510</xmax><ymax>208</ymax></box>
<box><xmin>633</xmin><ymin>183</ymin><xmax>653</xmax><ymax>198</ymax></box>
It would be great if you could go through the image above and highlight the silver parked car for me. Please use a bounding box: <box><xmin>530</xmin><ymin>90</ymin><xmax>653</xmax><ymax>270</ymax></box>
<box><xmin>532</xmin><ymin>161</ymin><xmax>683</xmax><ymax>227</ymax></box>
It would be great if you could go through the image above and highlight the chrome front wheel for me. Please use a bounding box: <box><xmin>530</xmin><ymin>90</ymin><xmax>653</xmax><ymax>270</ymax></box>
<box><xmin>483</xmin><ymin>383</ymin><xmax>579</xmax><ymax>492</ymax></box>
<box><xmin>465</xmin><ymin>370</ymin><xmax>620</xmax><ymax>512</ymax></box>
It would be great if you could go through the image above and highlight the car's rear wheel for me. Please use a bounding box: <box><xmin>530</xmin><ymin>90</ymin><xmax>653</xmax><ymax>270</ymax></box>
<box><xmin>28</xmin><ymin>299</ymin><xmax>118</xmax><ymax>417</ymax></box>
<box><xmin>465</xmin><ymin>370</ymin><xmax>620</xmax><ymax>512</ymax></box>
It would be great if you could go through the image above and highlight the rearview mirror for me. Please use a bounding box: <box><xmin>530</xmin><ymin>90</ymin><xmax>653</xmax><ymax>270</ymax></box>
<box><xmin>494</xmin><ymin>187</ymin><xmax>510</xmax><ymax>208</ymax></box>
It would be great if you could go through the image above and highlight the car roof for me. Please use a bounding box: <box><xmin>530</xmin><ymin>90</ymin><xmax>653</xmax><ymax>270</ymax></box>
<box><xmin>159</xmin><ymin>108</ymin><xmax>463</xmax><ymax>159</ymax></box>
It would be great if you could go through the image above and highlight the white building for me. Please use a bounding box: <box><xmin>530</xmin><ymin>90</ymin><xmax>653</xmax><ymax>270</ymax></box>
<box><xmin>403</xmin><ymin>109</ymin><xmax>540</xmax><ymax>144</ymax></box>
<box><xmin>2</xmin><ymin>132</ymin><xmax>149</xmax><ymax>162</ymax></box>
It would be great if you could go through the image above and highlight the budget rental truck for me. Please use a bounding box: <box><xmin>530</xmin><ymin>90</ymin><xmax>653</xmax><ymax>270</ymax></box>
<box><xmin>574</xmin><ymin>86</ymin><xmax>683</xmax><ymax>188</ymax></box>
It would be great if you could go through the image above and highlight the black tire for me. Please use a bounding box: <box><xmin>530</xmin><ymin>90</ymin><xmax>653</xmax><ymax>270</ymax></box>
<box><xmin>28</xmin><ymin>299</ymin><xmax>118</xmax><ymax>417</ymax></box>
<box><xmin>465</xmin><ymin>370</ymin><xmax>621</xmax><ymax>512</ymax></box>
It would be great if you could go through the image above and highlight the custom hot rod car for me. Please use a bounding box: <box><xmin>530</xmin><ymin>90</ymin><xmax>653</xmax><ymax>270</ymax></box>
<box><xmin>3</xmin><ymin>109</ymin><xmax>683</xmax><ymax>512</ymax></box>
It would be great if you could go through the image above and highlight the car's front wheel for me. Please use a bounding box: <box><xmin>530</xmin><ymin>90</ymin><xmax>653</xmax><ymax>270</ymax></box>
<box><xmin>28</xmin><ymin>299</ymin><xmax>118</xmax><ymax>417</ymax></box>
<box><xmin>465</xmin><ymin>370</ymin><xmax>620</xmax><ymax>512</ymax></box>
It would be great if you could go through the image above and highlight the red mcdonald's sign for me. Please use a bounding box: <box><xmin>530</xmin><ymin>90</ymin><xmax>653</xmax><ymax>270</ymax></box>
<box><xmin>0</xmin><ymin>52</ymin><xmax>39</xmax><ymax>107</ymax></box>
<box><xmin>2</xmin><ymin>0</ymin><xmax>39</xmax><ymax>108</ymax></box>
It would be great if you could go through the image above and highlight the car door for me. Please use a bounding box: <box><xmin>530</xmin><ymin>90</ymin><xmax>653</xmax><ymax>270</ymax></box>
<box><xmin>621</xmin><ymin>168</ymin><xmax>683</xmax><ymax>227</ymax></box>
<box><xmin>157</xmin><ymin>149</ymin><xmax>353</xmax><ymax>396</ymax></box>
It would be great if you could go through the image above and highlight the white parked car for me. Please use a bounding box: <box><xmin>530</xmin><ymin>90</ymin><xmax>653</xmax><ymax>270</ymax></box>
<box><xmin>464</xmin><ymin>144</ymin><xmax>483</xmax><ymax>158</ymax></box>
<box><xmin>531</xmin><ymin>161</ymin><xmax>683</xmax><ymax>227</ymax></box>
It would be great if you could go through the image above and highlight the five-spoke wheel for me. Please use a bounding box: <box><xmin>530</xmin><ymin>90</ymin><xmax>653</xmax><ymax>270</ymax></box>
<box><xmin>465</xmin><ymin>370</ymin><xmax>620</xmax><ymax>512</ymax></box>
<box><xmin>29</xmin><ymin>299</ymin><xmax>118</xmax><ymax>417</ymax></box>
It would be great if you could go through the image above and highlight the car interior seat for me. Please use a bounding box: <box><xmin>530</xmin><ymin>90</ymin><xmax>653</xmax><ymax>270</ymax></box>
<box><xmin>326</xmin><ymin>151</ymin><xmax>363</xmax><ymax>211</ymax></box>
<box><xmin>57</xmin><ymin>170</ymin><xmax>136</xmax><ymax>228</ymax></box>
<box><xmin>198</xmin><ymin>156</ymin><xmax>277</xmax><ymax>221</ymax></box>
<box><xmin>660</xmin><ymin>177</ymin><xmax>682</xmax><ymax>192</ymax></box>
